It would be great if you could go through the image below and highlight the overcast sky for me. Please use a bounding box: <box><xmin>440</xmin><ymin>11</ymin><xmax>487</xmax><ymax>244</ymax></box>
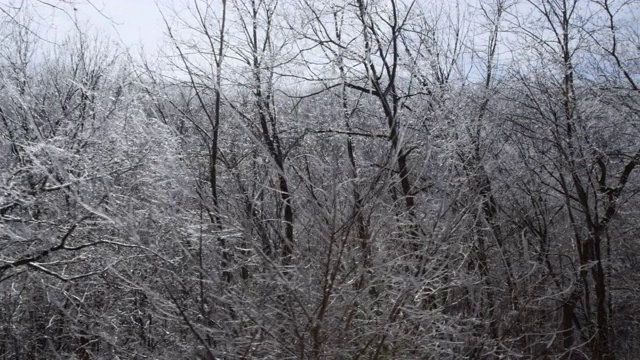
<box><xmin>34</xmin><ymin>0</ymin><xmax>165</xmax><ymax>55</ymax></box>
<box><xmin>87</xmin><ymin>0</ymin><xmax>162</xmax><ymax>49</ymax></box>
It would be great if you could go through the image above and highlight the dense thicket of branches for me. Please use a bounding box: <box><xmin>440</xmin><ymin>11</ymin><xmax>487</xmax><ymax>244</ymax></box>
<box><xmin>1</xmin><ymin>0</ymin><xmax>639</xmax><ymax>359</ymax></box>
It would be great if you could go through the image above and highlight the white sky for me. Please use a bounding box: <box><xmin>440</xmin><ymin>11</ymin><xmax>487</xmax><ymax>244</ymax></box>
<box><xmin>85</xmin><ymin>0</ymin><xmax>163</xmax><ymax>51</ymax></box>
<box><xmin>32</xmin><ymin>0</ymin><xmax>165</xmax><ymax>55</ymax></box>
<box><xmin>17</xmin><ymin>0</ymin><xmax>637</xmax><ymax>85</ymax></box>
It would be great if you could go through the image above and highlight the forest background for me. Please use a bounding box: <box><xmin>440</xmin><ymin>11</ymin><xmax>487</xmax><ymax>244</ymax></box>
<box><xmin>0</xmin><ymin>0</ymin><xmax>639</xmax><ymax>359</ymax></box>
